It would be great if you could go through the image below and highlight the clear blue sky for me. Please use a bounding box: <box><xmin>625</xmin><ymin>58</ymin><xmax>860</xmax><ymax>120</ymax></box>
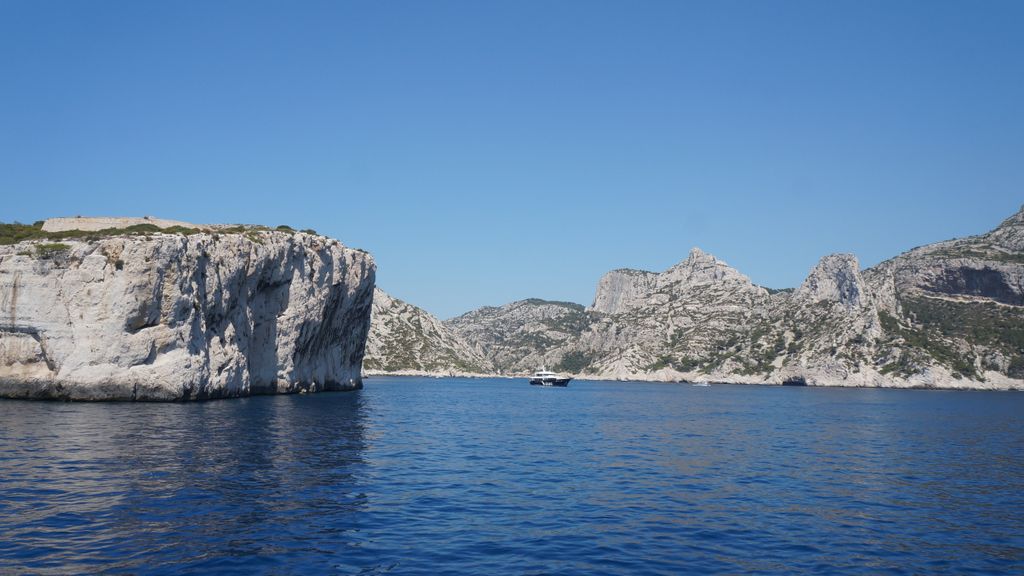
<box><xmin>2</xmin><ymin>1</ymin><xmax>1022</xmax><ymax>319</ymax></box>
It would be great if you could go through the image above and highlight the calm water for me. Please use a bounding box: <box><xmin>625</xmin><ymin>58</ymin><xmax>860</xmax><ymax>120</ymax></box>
<box><xmin>1</xmin><ymin>378</ymin><xmax>1022</xmax><ymax>575</ymax></box>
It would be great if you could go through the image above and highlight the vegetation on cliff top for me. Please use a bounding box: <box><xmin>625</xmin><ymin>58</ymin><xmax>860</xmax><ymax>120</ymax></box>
<box><xmin>1</xmin><ymin>221</ymin><xmax>325</xmax><ymax>247</ymax></box>
<box><xmin>0</xmin><ymin>221</ymin><xmax>200</xmax><ymax>245</ymax></box>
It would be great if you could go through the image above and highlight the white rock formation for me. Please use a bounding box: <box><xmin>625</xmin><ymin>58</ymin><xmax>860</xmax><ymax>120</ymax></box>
<box><xmin>794</xmin><ymin>254</ymin><xmax>866</xmax><ymax>309</ymax></box>
<box><xmin>0</xmin><ymin>229</ymin><xmax>375</xmax><ymax>400</ymax></box>
<box><xmin>657</xmin><ymin>247</ymin><xmax>758</xmax><ymax>289</ymax></box>
<box><xmin>589</xmin><ymin>269</ymin><xmax>658</xmax><ymax>314</ymax></box>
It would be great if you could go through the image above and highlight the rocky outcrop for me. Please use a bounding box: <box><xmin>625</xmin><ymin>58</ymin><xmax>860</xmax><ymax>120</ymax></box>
<box><xmin>589</xmin><ymin>269</ymin><xmax>658</xmax><ymax>314</ymax></box>
<box><xmin>364</xmin><ymin>288</ymin><xmax>491</xmax><ymax>374</ymax></box>
<box><xmin>868</xmin><ymin>206</ymin><xmax>1024</xmax><ymax>306</ymax></box>
<box><xmin>0</xmin><ymin>227</ymin><xmax>375</xmax><ymax>400</ymax></box>
<box><xmin>764</xmin><ymin>253</ymin><xmax>884</xmax><ymax>387</ymax></box>
<box><xmin>577</xmin><ymin>249</ymin><xmax>773</xmax><ymax>379</ymax></box>
<box><xmin>793</xmin><ymin>254</ymin><xmax>867</xmax><ymax>309</ymax></box>
<box><xmin>855</xmin><ymin>205</ymin><xmax>1024</xmax><ymax>387</ymax></box>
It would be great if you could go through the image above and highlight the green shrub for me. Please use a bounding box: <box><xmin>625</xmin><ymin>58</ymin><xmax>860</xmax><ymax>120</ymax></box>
<box><xmin>647</xmin><ymin>354</ymin><xmax>701</xmax><ymax>372</ymax></box>
<box><xmin>0</xmin><ymin>221</ymin><xmax>198</xmax><ymax>245</ymax></box>
<box><xmin>1007</xmin><ymin>356</ymin><xmax>1024</xmax><ymax>379</ymax></box>
<box><xmin>0</xmin><ymin>222</ymin><xmax>45</xmax><ymax>245</ymax></box>
<box><xmin>35</xmin><ymin>243</ymin><xmax>71</xmax><ymax>258</ymax></box>
<box><xmin>161</xmin><ymin>225</ymin><xmax>199</xmax><ymax>235</ymax></box>
<box><xmin>881</xmin><ymin>299</ymin><xmax>989</xmax><ymax>379</ymax></box>
<box><xmin>647</xmin><ymin>355</ymin><xmax>672</xmax><ymax>371</ymax></box>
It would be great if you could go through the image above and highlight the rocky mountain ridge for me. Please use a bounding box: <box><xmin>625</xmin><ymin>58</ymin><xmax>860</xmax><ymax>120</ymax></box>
<box><xmin>370</xmin><ymin>206</ymin><xmax>1024</xmax><ymax>390</ymax></box>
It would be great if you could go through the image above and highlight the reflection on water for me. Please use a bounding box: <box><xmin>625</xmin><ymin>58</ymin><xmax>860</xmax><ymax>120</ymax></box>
<box><xmin>0</xmin><ymin>393</ymin><xmax>368</xmax><ymax>574</ymax></box>
<box><xmin>0</xmin><ymin>379</ymin><xmax>1022</xmax><ymax>574</ymax></box>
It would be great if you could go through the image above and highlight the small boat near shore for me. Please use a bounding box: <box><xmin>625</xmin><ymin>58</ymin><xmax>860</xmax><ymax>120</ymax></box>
<box><xmin>529</xmin><ymin>368</ymin><xmax>572</xmax><ymax>387</ymax></box>
<box><xmin>692</xmin><ymin>381</ymin><xmax>711</xmax><ymax>387</ymax></box>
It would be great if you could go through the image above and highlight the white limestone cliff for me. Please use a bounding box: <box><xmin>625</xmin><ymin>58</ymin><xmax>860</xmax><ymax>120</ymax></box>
<box><xmin>0</xmin><ymin>228</ymin><xmax>375</xmax><ymax>400</ymax></box>
<box><xmin>589</xmin><ymin>269</ymin><xmax>658</xmax><ymax>314</ymax></box>
<box><xmin>794</xmin><ymin>254</ymin><xmax>867</xmax><ymax>310</ymax></box>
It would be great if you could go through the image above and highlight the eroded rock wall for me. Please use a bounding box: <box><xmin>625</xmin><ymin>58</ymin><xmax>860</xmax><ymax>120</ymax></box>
<box><xmin>0</xmin><ymin>230</ymin><xmax>375</xmax><ymax>400</ymax></box>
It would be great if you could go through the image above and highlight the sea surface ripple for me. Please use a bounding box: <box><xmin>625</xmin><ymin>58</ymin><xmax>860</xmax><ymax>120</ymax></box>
<box><xmin>1</xmin><ymin>377</ymin><xmax>1022</xmax><ymax>574</ymax></box>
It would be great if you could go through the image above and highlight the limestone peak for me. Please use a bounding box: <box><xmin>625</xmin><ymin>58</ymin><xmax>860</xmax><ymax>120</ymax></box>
<box><xmin>590</xmin><ymin>268</ymin><xmax>658</xmax><ymax>314</ymax></box>
<box><xmin>661</xmin><ymin>248</ymin><xmax>751</xmax><ymax>287</ymax></box>
<box><xmin>795</xmin><ymin>253</ymin><xmax>865</xmax><ymax>309</ymax></box>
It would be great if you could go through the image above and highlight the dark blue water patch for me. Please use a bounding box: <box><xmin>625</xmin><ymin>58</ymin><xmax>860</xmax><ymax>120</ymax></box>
<box><xmin>0</xmin><ymin>377</ymin><xmax>1022</xmax><ymax>574</ymax></box>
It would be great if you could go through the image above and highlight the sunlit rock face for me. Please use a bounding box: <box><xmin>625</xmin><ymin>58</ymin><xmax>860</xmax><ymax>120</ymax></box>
<box><xmin>794</xmin><ymin>254</ymin><xmax>867</xmax><ymax>310</ymax></box>
<box><xmin>589</xmin><ymin>268</ymin><xmax>659</xmax><ymax>315</ymax></box>
<box><xmin>0</xmin><ymin>229</ymin><xmax>375</xmax><ymax>400</ymax></box>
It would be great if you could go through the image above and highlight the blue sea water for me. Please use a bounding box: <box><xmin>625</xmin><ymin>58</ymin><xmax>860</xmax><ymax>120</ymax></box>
<box><xmin>0</xmin><ymin>377</ymin><xmax>1021</xmax><ymax>575</ymax></box>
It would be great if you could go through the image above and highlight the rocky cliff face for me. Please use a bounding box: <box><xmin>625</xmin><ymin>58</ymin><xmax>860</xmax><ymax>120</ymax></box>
<box><xmin>0</xmin><ymin>227</ymin><xmax>375</xmax><ymax>400</ymax></box>
<box><xmin>577</xmin><ymin>248</ymin><xmax>773</xmax><ymax>379</ymax></box>
<box><xmin>857</xmin><ymin>206</ymin><xmax>1024</xmax><ymax>387</ymax></box>
<box><xmin>589</xmin><ymin>269</ymin><xmax>658</xmax><ymax>314</ymax></box>
<box><xmin>794</xmin><ymin>254</ymin><xmax>868</xmax><ymax>309</ymax></box>
<box><xmin>364</xmin><ymin>288</ymin><xmax>491</xmax><ymax>374</ymax></box>
<box><xmin>437</xmin><ymin>206</ymin><xmax>1024</xmax><ymax>390</ymax></box>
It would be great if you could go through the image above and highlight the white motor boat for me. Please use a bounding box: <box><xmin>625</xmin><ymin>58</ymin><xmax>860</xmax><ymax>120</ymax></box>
<box><xmin>529</xmin><ymin>368</ymin><xmax>572</xmax><ymax>387</ymax></box>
